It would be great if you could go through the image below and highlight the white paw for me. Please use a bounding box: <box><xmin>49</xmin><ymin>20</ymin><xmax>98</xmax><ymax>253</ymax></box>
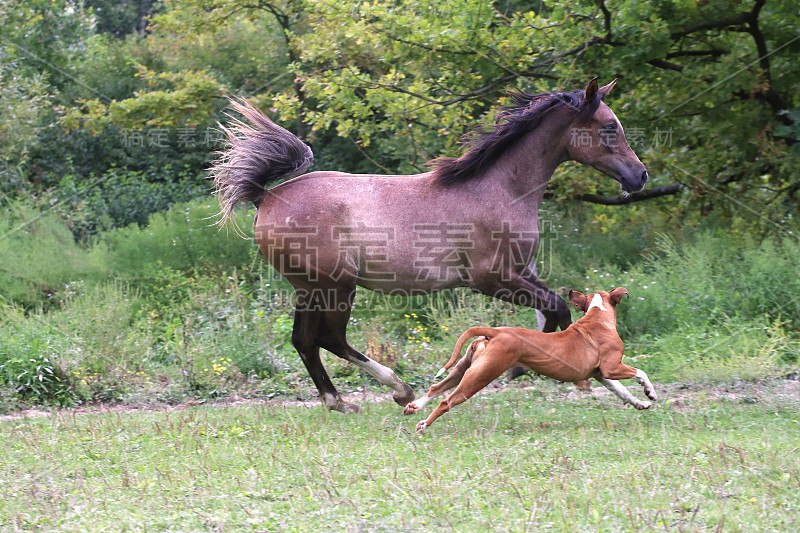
<box><xmin>403</xmin><ymin>401</ymin><xmax>420</xmax><ymax>415</ymax></box>
<box><xmin>416</xmin><ymin>420</ymin><xmax>428</xmax><ymax>432</ymax></box>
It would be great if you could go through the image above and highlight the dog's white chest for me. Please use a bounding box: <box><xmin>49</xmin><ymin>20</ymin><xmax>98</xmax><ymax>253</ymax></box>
<box><xmin>588</xmin><ymin>293</ymin><xmax>606</xmax><ymax>312</ymax></box>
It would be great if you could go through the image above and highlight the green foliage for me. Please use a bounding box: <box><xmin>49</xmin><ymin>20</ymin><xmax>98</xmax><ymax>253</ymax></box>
<box><xmin>0</xmin><ymin>307</ymin><xmax>76</xmax><ymax>407</ymax></box>
<box><xmin>580</xmin><ymin>231</ymin><xmax>800</xmax><ymax>337</ymax></box>
<box><xmin>92</xmin><ymin>200</ymin><xmax>254</xmax><ymax>276</ymax></box>
<box><xmin>0</xmin><ymin>66</ymin><xmax>51</xmax><ymax>175</ymax></box>
<box><xmin>86</xmin><ymin>0</ymin><xmax>157</xmax><ymax>37</ymax></box>
<box><xmin>4</xmin><ymin>0</ymin><xmax>800</xmax><ymax>226</ymax></box>
<box><xmin>56</xmin><ymin>167</ymin><xmax>209</xmax><ymax>238</ymax></box>
<box><xmin>0</xmin><ymin>202</ymin><xmax>99</xmax><ymax>307</ymax></box>
<box><xmin>630</xmin><ymin>318</ymin><xmax>797</xmax><ymax>384</ymax></box>
<box><xmin>62</xmin><ymin>67</ymin><xmax>226</xmax><ymax>133</ymax></box>
<box><xmin>0</xmin><ymin>0</ymin><xmax>95</xmax><ymax>91</ymax></box>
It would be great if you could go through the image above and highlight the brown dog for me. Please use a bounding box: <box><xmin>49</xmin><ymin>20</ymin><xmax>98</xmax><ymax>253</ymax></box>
<box><xmin>404</xmin><ymin>287</ymin><xmax>657</xmax><ymax>431</ymax></box>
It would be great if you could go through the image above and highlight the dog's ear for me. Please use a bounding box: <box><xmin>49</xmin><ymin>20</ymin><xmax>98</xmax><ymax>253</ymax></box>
<box><xmin>569</xmin><ymin>289</ymin><xmax>588</xmax><ymax>312</ymax></box>
<box><xmin>610</xmin><ymin>287</ymin><xmax>629</xmax><ymax>305</ymax></box>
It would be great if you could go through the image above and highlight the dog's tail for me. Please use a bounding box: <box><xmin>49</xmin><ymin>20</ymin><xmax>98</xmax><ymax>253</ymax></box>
<box><xmin>434</xmin><ymin>327</ymin><xmax>499</xmax><ymax>378</ymax></box>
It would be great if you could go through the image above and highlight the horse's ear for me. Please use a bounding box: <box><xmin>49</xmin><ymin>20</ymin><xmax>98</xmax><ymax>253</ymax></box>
<box><xmin>569</xmin><ymin>290</ymin><xmax>588</xmax><ymax>312</ymax></box>
<box><xmin>599</xmin><ymin>79</ymin><xmax>617</xmax><ymax>101</ymax></box>
<box><xmin>584</xmin><ymin>78</ymin><xmax>599</xmax><ymax>102</ymax></box>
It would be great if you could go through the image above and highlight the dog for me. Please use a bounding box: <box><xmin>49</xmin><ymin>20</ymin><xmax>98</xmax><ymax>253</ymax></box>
<box><xmin>404</xmin><ymin>287</ymin><xmax>657</xmax><ymax>431</ymax></box>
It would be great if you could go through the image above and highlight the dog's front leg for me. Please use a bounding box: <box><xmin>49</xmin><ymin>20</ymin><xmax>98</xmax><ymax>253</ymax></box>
<box><xmin>596</xmin><ymin>376</ymin><xmax>652</xmax><ymax>410</ymax></box>
<box><xmin>633</xmin><ymin>368</ymin><xmax>657</xmax><ymax>401</ymax></box>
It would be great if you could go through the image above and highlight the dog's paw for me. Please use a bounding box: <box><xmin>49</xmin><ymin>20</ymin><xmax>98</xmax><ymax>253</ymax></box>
<box><xmin>403</xmin><ymin>401</ymin><xmax>420</xmax><ymax>415</ymax></box>
<box><xmin>415</xmin><ymin>420</ymin><xmax>428</xmax><ymax>432</ymax></box>
<box><xmin>634</xmin><ymin>401</ymin><xmax>652</xmax><ymax>410</ymax></box>
<box><xmin>644</xmin><ymin>388</ymin><xmax>658</xmax><ymax>402</ymax></box>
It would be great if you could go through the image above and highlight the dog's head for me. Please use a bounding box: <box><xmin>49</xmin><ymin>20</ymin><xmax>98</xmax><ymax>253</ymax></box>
<box><xmin>568</xmin><ymin>287</ymin><xmax>629</xmax><ymax>315</ymax></box>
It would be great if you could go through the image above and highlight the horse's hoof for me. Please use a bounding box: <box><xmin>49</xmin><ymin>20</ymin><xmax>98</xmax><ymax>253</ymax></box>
<box><xmin>393</xmin><ymin>383</ymin><xmax>415</xmax><ymax>406</ymax></box>
<box><xmin>403</xmin><ymin>402</ymin><xmax>419</xmax><ymax>415</ymax></box>
<box><xmin>333</xmin><ymin>400</ymin><xmax>362</xmax><ymax>414</ymax></box>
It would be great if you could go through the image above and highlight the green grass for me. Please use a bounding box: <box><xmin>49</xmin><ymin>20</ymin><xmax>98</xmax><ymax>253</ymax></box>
<box><xmin>2</xmin><ymin>380</ymin><xmax>798</xmax><ymax>532</ymax></box>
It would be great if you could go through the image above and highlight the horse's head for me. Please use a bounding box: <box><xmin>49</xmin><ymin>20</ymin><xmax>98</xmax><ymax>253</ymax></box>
<box><xmin>566</xmin><ymin>79</ymin><xmax>648</xmax><ymax>194</ymax></box>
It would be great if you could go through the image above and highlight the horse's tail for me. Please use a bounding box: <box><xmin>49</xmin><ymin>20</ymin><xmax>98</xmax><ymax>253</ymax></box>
<box><xmin>210</xmin><ymin>97</ymin><xmax>313</xmax><ymax>231</ymax></box>
<box><xmin>434</xmin><ymin>327</ymin><xmax>499</xmax><ymax>378</ymax></box>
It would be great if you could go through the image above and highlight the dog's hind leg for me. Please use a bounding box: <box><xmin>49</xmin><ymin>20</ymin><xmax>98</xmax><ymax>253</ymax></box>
<box><xmin>404</xmin><ymin>339</ymin><xmax>484</xmax><ymax>415</ymax></box>
<box><xmin>416</xmin><ymin>350</ymin><xmax>507</xmax><ymax>432</ymax></box>
<box><xmin>595</xmin><ymin>376</ymin><xmax>652</xmax><ymax>410</ymax></box>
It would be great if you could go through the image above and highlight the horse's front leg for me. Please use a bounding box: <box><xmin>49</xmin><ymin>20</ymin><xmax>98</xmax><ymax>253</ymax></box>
<box><xmin>477</xmin><ymin>273</ymin><xmax>588</xmax><ymax>387</ymax></box>
<box><xmin>475</xmin><ymin>273</ymin><xmax>570</xmax><ymax>333</ymax></box>
<box><xmin>519</xmin><ymin>271</ymin><xmax>572</xmax><ymax>332</ymax></box>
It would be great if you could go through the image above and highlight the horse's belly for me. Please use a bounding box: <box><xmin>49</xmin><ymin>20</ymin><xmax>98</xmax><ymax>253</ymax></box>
<box><xmin>357</xmin><ymin>273</ymin><xmax>466</xmax><ymax>295</ymax></box>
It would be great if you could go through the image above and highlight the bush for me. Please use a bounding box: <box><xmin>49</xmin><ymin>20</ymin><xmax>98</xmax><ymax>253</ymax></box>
<box><xmin>628</xmin><ymin>317</ymin><xmax>798</xmax><ymax>383</ymax></box>
<box><xmin>0</xmin><ymin>202</ymin><xmax>100</xmax><ymax>308</ymax></box>
<box><xmin>92</xmin><ymin>200</ymin><xmax>255</xmax><ymax>277</ymax></box>
<box><xmin>580</xmin><ymin>231</ymin><xmax>800</xmax><ymax>338</ymax></box>
<box><xmin>0</xmin><ymin>307</ymin><xmax>78</xmax><ymax>407</ymax></box>
<box><xmin>57</xmin><ymin>167</ymin><xmax>210</xmax><ymax>238</ymax></box>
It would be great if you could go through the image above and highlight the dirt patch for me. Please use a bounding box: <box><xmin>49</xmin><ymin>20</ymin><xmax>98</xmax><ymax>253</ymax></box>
<box><xmin>1</xmin><ymin>377</ymin><xmax>797</xmax><ymax>422</ymax></box>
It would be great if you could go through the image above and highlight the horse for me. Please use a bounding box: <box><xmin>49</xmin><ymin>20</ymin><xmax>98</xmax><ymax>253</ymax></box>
<box><xmin>211</xmin><ymin>78</ymin><xmax>648</xmax><ymax>413</ymax></box>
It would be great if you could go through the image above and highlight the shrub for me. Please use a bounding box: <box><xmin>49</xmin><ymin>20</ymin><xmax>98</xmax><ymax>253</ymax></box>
<box><xmin>56</xmin><ymin>167</ymin><xmax>210</xmax><ymax>238</ymax></box>
<box><xmin>580</xmin><ymin>231</ymin><xmax>800</xmax><ymax>338</ymax></box>
<box><xmin>0</xmin><ymin>202</ymin><xmax>99</xmax><ymax>308</ymax></box>
<box><xmin>0</xmin><ymin>306</ymin><xmax>78</xmax><ymax>406</ymax></box>
<box><xmin>92</xmin><ymin>200</ymin><xmax>255</xmax><ymax>277</ymax></box>
<box><xmin>628</xmin><ymin>317</ymin><xmax>798</xmax><ymax>383</ymax></box>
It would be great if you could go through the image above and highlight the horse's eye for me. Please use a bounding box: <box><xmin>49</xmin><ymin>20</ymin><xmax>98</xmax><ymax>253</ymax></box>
<box><xmin>602</xmin><ymin>123</ymin><xmax>616</xmax><ymax>132</ymax></box>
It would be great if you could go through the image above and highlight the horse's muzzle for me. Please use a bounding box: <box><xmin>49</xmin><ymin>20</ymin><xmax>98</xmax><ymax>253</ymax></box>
<box><xmin>622</xmin><ymin>169</ymin><xmax>648</xmax><ymax>193</ymax></box>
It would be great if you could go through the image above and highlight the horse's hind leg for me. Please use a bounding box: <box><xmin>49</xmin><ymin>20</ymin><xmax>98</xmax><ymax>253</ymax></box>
<box><xmin>318</xmin><ymin>287</ymin><xmax>415</xmax><ymax>406</ymax></box>
<box><xmin>292</xmin><ymin>300</ymin><xmax>361</xmax><ymax>414</ymax></box>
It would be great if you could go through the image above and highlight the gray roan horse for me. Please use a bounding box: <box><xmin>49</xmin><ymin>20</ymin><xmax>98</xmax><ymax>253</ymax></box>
<box><xmin>211</xmin><ymin>79</ymin><xmax>648</xmax><ymax>413</ymax></box>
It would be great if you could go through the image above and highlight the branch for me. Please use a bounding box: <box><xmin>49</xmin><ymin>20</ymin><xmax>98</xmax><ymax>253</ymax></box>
<box><xmin>665</xmin><ymin>49</ymin><xmax>726</xmax><ymax>59</ymax></box>
<box><xmin>574</xmin><ymin>184</ymin><xmax>684</xmax><ymax>205</ymax></box>
<box><xmin>670</xmin><ymin>13</ymin><xmax>750</xmax><ymax>39</ymax></box>
<box><xmin>594</xmin><ymin>0</ymin><xmax>613</xmax><ymax>40</ymax></box>
<box><xmin>647</xmin><ymin>59</ymin><xmax>684</xmax><ymax>72</ymax></box>
<box><xmin>339</xmin><ymin>65</ymin><xmax>518</xmax><ymax>107</ymax></box>
<box><xmin>531</xmin><ymin>36</ymin><xmax>609</xmax><ymax>69</ymax></box>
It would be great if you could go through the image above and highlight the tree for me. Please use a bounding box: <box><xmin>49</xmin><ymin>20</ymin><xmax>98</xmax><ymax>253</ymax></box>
<box><xmin>5</xmin><ymin>0</ymin><xmax>798</xmax><ymax>232</ymax></box>
<box><xmin>278</xmin><ymin>0</ymin><xmax>799</xmax><ymax>225</ymax></box>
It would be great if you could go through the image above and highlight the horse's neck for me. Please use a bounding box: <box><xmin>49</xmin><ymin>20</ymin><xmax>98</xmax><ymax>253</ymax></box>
<box><xmin>477</xmin><ymin>122</ymin><xmax>568</xmax><ymax>207</ymax></box>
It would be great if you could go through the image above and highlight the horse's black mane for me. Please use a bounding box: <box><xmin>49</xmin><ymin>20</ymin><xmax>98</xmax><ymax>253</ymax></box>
<box><xmin>431</xmin><ymin>88</ymin><xmax>600</xmax><ymax>185</ymax></box>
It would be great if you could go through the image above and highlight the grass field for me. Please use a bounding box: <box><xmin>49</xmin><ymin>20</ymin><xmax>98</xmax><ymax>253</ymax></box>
<box><xmin>2</xmin><ymin>379</ymin><xmax>798</xmax><ymax>532</ymax></box>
